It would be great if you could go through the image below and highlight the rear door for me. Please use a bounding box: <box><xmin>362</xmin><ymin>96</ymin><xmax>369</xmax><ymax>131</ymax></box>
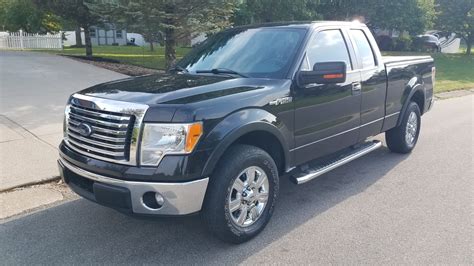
<box><xmin>346</xmin><ymin>28</ymin><xmax>387</xmax><ymax>140</ymax></box>
<box><xmin>292</xmin><ymin>27</ymin><xmax>362</xmax><ymax>166</ymax></box>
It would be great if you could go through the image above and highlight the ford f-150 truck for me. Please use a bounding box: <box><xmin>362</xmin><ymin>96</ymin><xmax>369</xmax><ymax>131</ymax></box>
<box><xmin>58</xmin><ymin>21</ymin><xmax>435</xmax><ymax>243</ymax></box>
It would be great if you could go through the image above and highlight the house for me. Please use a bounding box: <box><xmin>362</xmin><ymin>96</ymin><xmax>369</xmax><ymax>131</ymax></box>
<box><xmin>63</xmin><ymin>25</ymin><xmax>127</xmax><ymax>47</ymax></box>
<box><xmin>89</xmin><ymin>25</ymin><xmax>127</xmax><ymax>46</ymax></box>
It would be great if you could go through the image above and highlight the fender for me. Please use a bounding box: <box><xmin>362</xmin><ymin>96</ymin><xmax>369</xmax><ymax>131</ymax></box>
<box><xmin>396</xmin><ymin>81</ymin><xmax>425</xmax><ymax>127</ymax></box>
<box><xmin>200</xmin><ymin>108</ymin><xmax>292</xmax><ymax>177</ymax></box>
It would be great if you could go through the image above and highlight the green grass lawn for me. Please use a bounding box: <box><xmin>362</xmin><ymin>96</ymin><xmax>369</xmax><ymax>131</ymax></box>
<box><xmin>36</xmin><ymin>46</ymin><xmax>191</xmax><ymax>70</ymax></box>
<box><xmin>33</xmin><ymin>46</ymin><xmax>473</xmax><ymax>93</ymax></box>
<box><xmin>383</xmin><ymin>51</ymin><xmax>474</xmax><ymax>93</ymax></box>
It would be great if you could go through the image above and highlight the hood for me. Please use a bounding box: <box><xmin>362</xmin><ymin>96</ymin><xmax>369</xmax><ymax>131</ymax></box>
<box><xmin>78</xmin><ymin>73</ymin><xmax>267</xmax><ymax>106</ymax></box>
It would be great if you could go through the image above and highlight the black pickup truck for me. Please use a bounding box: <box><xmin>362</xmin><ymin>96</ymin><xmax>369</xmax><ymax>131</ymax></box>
<box><xmin>58</xmin><ymin>22</ymin><xmax>435</xmax><ymax>243</ymax></box>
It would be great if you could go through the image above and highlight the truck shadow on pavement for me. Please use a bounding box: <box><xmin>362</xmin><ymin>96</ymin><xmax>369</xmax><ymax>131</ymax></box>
<box><xmin>2</xmin><ymin>146</ymin><xmax>409</xmax><ymax>264</ymax></box>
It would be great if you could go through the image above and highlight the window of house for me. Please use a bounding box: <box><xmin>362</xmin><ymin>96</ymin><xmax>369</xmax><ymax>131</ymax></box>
<box><xmin>303</xmin><ymin>30</ymin><xmax>352</xmax><ymax>71</ymax></box>
<box><xmin>116</xmin><ymin>30</ymin><xmax>123</xmax><ymax>39</ymax></box>
<box><xmin>349</xmin><ymin>29</ymin><xmax>376</xmax><ymax>69</ymax></box>
<box><xmin>89</xmin><ymin>29</ymin><xmax>96</xmax><ymax>38</ymax></box>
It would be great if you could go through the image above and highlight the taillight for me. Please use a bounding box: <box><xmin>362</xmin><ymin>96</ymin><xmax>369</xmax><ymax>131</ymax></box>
<box><xmin>432</xmin><ymin>67</ymin><xmax>436</xmax><ymax>89</ymax></box>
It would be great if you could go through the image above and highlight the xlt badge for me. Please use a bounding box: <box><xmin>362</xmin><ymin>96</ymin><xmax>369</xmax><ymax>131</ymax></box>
<box><xmin>269</xmin><ymin>97</ymin><xmax>293</xmax><ymax>106</ymax></box>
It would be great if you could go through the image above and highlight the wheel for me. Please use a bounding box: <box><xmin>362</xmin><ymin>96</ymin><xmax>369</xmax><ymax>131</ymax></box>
<box><xmin>385</xmin><ymin>102</ymin><xmax>421</xmax><ymax>154</ymax></box>
<box><xmin>202</xmin><ymin>144</ymin><xmax>279</xmax><ymax>243</ymax></box>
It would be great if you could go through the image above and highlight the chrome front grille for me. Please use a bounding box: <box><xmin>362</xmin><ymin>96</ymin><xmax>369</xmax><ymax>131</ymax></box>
<box><xmin>64</xmin><ymin>94</ymin><xmax>149</xmax><ymax>165</ymax></box>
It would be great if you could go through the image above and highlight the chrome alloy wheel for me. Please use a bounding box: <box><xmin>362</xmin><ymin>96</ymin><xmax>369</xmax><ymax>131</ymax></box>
<box><xmin>227</xmin><ymin>166</ymin><xmax>270</xmax><ymax>227</ymax></box>
<box><xmin>405</xmin><ymin>111</ymin><xmax>418</xmax><ymax>145</ymax></box>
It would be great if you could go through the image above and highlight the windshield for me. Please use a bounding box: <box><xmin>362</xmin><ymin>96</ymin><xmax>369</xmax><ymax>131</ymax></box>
<box><xmin>177</xmin><ymin>28</ymin><xmax>307</xmax><ymax>79</ymax></box>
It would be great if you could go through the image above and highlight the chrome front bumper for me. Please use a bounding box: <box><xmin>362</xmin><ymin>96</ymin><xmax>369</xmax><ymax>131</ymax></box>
<box><xmin>58</xmin><ymin>158</ymin><xmax>209</xmax><ymax>216</ymax></box>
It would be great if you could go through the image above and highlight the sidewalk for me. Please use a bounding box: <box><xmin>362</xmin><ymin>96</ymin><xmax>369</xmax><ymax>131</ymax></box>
<box><xmin>0</xmin><ymin>115</ymin><xmax>60</xmax><ymax>191</ymax></box>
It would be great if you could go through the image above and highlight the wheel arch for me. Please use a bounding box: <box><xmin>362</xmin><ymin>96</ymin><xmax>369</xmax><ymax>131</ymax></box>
<box><xmin>200</xmin><ymin>110</ymin><xmax>291</xmax><ymax>177</ymax></box>
<box><xmin>397</xmin><ymin>83</ymin><xmax>426</xmax><ymax>127</ymax></box>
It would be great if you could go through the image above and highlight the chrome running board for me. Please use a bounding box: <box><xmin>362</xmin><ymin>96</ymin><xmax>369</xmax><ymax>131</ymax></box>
<box><xmin>291</xmin><ymin>141</ymin><xmax>382</xmax><ymax>185</ymax></box>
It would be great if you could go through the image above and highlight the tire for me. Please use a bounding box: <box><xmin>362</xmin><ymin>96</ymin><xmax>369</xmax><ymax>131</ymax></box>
<box><xmin>386</xmin><ymin>102</ymin><xmax>421</xmax><ymax>154</ymax></box>
<box><xmin>202</xmin><ymin>144</ymin><xmax>279</xmax><ymax>243</ymax></box>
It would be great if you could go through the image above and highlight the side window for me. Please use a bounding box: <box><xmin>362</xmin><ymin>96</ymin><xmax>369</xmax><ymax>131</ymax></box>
<box><xmin>349</xmin><ymin>30</ymin><xmax>376</xmax><ymax>69</ymax></box>
<box><xmin>303</xmin><ymin>30</ymin><xmax>352</xmax><ymax>71</ymax></box>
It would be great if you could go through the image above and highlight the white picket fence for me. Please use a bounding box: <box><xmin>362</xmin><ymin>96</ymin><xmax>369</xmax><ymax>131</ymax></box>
<box><xmin>0</xmin><ymin>30</ymin><xmax>62</xmax><ymax>50</ymax></box>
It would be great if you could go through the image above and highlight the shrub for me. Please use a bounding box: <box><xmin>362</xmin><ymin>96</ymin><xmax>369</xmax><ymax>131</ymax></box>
<box><xmin>376</xmin><ymin>35</ymin><xmax>394</xmax><ymax>51</ymax></box>
<box><xmin>394</xmin><ymin>36</ymin><xmax>413</xmax><ymax>51</ymax></box>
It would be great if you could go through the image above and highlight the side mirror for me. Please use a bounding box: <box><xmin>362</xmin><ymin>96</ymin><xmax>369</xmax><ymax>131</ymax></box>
<box><xmin>297</xmin><ymin>62</ymin><xmax>347</xmax><ymax>86</ymax></box>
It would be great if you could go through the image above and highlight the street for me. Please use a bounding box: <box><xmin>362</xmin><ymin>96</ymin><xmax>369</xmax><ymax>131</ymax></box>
<box><xmin>1</xmin><ymin>94</ymin><xmax>472</xmax><ymax>264</ymax></box>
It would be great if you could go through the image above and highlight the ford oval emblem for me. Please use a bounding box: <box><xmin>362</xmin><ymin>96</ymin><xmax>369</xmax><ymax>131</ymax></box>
<box><xmin>77</xmin><ymin>123</ymin><xmax>93</xmax><ymax>137</ymax></box>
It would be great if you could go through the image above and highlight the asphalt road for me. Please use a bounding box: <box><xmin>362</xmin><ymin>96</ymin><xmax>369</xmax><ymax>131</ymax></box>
<box><xmin>0</xmin><ymin>51</ymin><xmax>126</xmax><ymax>137</ymax></box>
<box><xmin>0</xmin><ymin>51</ymin><xmax>126</xmax><ymax>190</ymax></box>
<box><xmin>1</xmin><ymin>95</ymin><xmax>472</xmax><ymax>264</ymax></box>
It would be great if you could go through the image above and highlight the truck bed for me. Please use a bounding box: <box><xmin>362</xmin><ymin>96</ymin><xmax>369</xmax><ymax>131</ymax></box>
<box><xmin>382</xmin><ymin>55</ymin><xmax>433</xmax><ymax>65</ymax></box>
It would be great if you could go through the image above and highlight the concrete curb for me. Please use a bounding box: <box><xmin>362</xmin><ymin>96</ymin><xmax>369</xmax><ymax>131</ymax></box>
<box><xmin>0</xmin><ymin>180</ymin><xmax>78</xmax><ymax>221</ymax></box>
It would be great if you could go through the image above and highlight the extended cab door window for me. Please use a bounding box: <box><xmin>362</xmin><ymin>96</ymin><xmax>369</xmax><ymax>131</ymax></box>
<box><xmin>302</xmin><ymin>30</ymin><xmax>353</xmax><ymax>71</ymax></box>
<box><xmin>348</xmin><ymin>29</ymin><xmax>376</xmax><ymax>69</ymax></box>
<box><xmin>348</xmin><ymin>28</ymin><xmax>386</xmax><ymax>141</ymax></box>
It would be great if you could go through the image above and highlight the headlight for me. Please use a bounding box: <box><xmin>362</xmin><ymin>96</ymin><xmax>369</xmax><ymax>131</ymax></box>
<box><xmin>63</xmin><ymin>104</ymin><xmax>70</xmax><ymax>138</ymax></box>
<box><xmin>140</xmin><ymin>122</ymin><xmax>203</xmax><ymax>166</ymax></box>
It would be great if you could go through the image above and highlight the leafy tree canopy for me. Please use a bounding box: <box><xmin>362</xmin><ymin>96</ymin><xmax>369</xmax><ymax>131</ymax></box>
<box><xmin>0</xmin><ymin>0</ymin><xmax>61</xmax><ymax>33</ymax></box>
<box><xmin>89</xmin><ymin>0</ymin><xmax>237</xmax><ymax>67</ymax></box>
<box><xmin>436</xmin><ymin>0</ymin><xmax>473</xmax><ymax>54</ymax></box>
<box><xmin>234</xmin><ymin>0</ymin><xmax>435</xmax><ymax>35</ymax></box>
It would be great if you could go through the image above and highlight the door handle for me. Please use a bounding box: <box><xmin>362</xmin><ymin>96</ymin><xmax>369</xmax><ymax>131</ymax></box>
<box><xmin>352</xmin><ymin>82</ymin><xmax>362</xmax><ymax>95</ymax></box>
<box><xmin>352</xmin><ymin>82</ymin><xmax>362</xmax><ymax>91</ymax></box>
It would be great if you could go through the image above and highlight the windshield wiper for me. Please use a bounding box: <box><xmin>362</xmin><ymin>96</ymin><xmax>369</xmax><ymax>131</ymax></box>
<box><xmin>169</xmin><ymin>65</ymin><xmax>188</xmax><ymax>73</ymax></box>
<box><xmin>195</xmin><ymin>68</ymin><xmax>248</xmax><ymax>78</ymax></box>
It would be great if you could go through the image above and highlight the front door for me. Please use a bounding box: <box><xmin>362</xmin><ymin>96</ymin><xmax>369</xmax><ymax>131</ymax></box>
<box><xmin>292</xmin><ymin>28</ymin><xmax>362</xmax><ymax>166</ymax></box>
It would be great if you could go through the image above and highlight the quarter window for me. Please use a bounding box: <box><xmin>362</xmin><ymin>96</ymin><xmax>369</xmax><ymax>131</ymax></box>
<box><xmin>304</xmin><ymin>30</ymin><xmax>352</xmax><ymax>71</ymax></box>
<box><xmin>349</xmin><ymin>30</ymin><xmax>376</xmax><ymax>69</ymax></box>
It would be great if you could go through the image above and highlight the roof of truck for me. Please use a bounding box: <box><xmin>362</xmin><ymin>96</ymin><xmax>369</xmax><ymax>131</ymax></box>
<box><xmin>232</xmin><ymin>21</ymin><xmax>366</xmax><ymax>30</ymax></box>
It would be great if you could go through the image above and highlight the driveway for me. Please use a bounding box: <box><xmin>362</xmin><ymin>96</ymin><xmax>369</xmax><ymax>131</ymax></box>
<box><xmin>0</xmin><ymin>51</ymin><xmax>127</xmax><ymax>190</ymax></box>
<box><xmin>1</xmin><ymin>95</ymin><xmax>472</xmax><ymax>264</ymax></box>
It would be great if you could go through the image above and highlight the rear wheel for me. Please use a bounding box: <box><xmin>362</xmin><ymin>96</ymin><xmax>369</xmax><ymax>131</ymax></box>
<box><xmin>202</xmin><ymin>144</ymin><xmax>279</xmax><ymax>243</ymax></box>
<box><xmin>386</xmin><ymin>102</ymin><xmax>421</xmax><ymax>153</ymax></box>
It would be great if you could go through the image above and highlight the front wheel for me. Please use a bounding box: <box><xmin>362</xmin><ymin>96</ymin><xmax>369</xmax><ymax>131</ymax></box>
<box><xmin>386</xmin><ymin>102</ymin><xmax>421</xmax><ymax>153</ymax></box>
<box><xmin>202</xmin><ymin>144</ymin><xmax>279</xmax><ymax>243</ymax></box>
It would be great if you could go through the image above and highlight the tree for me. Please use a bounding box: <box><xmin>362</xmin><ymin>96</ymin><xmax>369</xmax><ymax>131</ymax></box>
<box><xmin>0</xmin><ymin>0</ymin><xmax>61</xmax><ymax>33</ymax></box>
<box><xmin>317</xmin><ymin>0</ymin><xmax>435</xmax><ymax>35</ymax></box>
<box><xmin>233</xmin><ymin>0</ymin><xmax>434</xmax><ymax>36</ymax></box>
<box><xmin>369</xmin><ymin>0</ymin><xmax>435</xmax><ymax>35</ymax></box>
<box><xmin>88</xmin><ymin>0</ymin><xmax>164</xmax><ymax>51</ymax></box>
<box><xmin>436</xmin><ymin>0</ymin><xmax>474</xmax><ymax>55</ymax></box>
<box><xmin>160</xmin><ymin>0</ymin><xmax>237</xmax><ymax>68</ymax></box>
<box><xmin>233</xmin><ymin>0</ymin><xmax>321</xmax><ymax>25</ymax></box>
<box><xmin>93</xmin><ymin>0</ymin><xmax>236</xmax><ymax>68</ymax></box>
<box><xmin>37</xmin><ymin>0</ymin><xmax>100</xmax><ymax>56</ymax></box>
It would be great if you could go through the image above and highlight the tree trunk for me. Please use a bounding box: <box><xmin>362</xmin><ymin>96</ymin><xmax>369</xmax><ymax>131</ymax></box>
<box><xmin>148</xmin><ymin>31</ymin><xmax>154</xmax><ymax>51</ymax></box>
<box><xmin>165</xmin><ymin>28</ymin><xmax>176</xmax><ymax>70</ymax></box>
<box><xmin>164</xmin><ymin>3</ymin><xmax>177</xmax><ymax>70</ymax></box>
<box><xmin>466</xmin><ymin>38</ymin><xmax>472</xmax><ymax>55</ymax></box>
<box><xmin>83</xmin><ymin>27</ymin><xmax>93</xmax><ymax>57</ymax></box>
<box><xmin>75</xmin><ymin>26</ymin><xmax>83</xmax><ymax>47</ymax></box>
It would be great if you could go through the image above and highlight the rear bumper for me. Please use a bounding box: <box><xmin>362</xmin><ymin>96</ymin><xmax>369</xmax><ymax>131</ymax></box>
<box><xmin>58</xmin><ymin>158</ymin><xmax>209</xmax><ymax>216</ymax></box>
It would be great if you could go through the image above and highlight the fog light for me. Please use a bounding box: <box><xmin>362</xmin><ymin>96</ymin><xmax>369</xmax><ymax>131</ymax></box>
<box><xmin>142</xmin><ymin>192</ymin><xmax>164</xmax><ymax>210</ymax></box>
<box><xmin>155</xmin><ymin>193</ymin><xmax>165</xmax><ymax>206</ymax></box>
